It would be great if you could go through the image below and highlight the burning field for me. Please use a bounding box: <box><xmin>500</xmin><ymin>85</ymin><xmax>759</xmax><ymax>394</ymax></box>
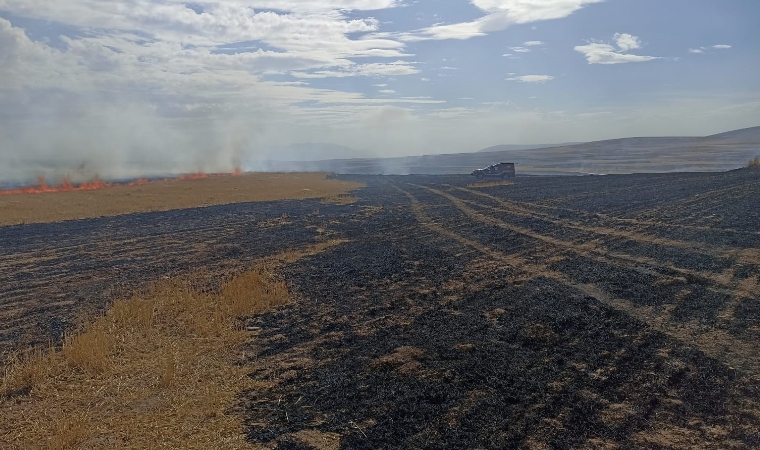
<box><xmin>0</xmin><ymin>172</ymin><xmax>361</xmax><ymax>227</ymax></box>
<box><xmin>2</xmin><ymin>168</ymin><xmax>760</xmax><ymax>448</ymax></box>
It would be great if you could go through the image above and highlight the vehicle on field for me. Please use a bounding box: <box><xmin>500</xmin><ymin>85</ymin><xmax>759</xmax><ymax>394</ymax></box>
<box><xmin>471</xmin><ymin>162</ymin><xmax>516</xmax><ymax>179</ymax></box>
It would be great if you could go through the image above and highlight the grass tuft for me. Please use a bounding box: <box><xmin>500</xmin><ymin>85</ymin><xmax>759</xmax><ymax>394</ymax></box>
<box><xmin>62</xmin><ymin>323</ymin><xmax>113</xmax><ymax>374</ymax></box>
<box><xmin>320</xmin><ymin>192</ymin><xmax>359</xmax><ymax>205</ymax></box>
<box><xmin>50</xmin><ymin>414</ymin><xmax>89</xmax><ymax>450</ymax></box>
<box><xmin>749</xmin><ymin>156</ymin><xmax>760</xmax><ymax>167</ymax></box>
<box><xmin>1</xmin><ymin>348</ymin><xmax>52</xmax><ymax>400</ymax></box>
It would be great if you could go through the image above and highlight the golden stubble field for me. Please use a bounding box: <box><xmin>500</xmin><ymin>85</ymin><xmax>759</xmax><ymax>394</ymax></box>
<box><xmin>0</xmin><ymin>173</ymin><xmax>363</xmax><ymax>226</ymax></box>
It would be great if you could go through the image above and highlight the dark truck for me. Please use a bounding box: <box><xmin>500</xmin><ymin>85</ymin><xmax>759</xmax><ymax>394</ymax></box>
<box><xmin>471</xmin><ymin>162</ymin><xmax>516</xmax><ymax>179</ymax></box>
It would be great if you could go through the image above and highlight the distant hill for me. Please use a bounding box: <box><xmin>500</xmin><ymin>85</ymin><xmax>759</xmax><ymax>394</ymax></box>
<box><xmin>706</xmin><ymin>125</ymin><xmax>760</xmax><ymax>142</ymax></box>
<box><xmin>250</xmin><ymin>125</ymin><xmax>760</xmax><ymax>175</ymax></box>
<box><xmin>477</xmin><ymin>143</ymin><xmax>581</xmax><ymax>153</ymax></box>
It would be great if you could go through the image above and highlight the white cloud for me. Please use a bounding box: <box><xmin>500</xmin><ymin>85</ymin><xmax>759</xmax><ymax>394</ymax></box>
<box><xmin>506</xmin><ymin>75</ymin><xmax>554</xmax><ymax>83</ymax></box>
<box><xmin>440</xmin><ymin>66</ymin><xmax>458</xmax><ymax>70</ymax></box>
<box><xmin>0</xmin><ymin>17</ymin><xmax>65</xmax><ymax>90</ymax></box>
<box><xmin>385</xmin><ymin>0</ymin><xmax>605</xmax><ymax>41</ymax></box>
<box><xmin>575</xmin><ymin>43</ymin><xmax>659</xmax><ymax>64</ymax></box>
<box><xmin>378</xmin><ymin>89</ymin><xmax>396</xmax><ymax>94</ymax></box>
<box><xmin>373</xmin><ymin>83</ymin><xmax>388</xmax><ymax>87</ymax></box>
<box><xmin>291</xmin><ymin>60</ymin><xmax>419</xmax><ymax>78</ymax></box>
<box><xmin>575</xmin><ymin>34</ymin><xmax>660</xmax><ymax>64</ymax></box>
<box><xmin>524</xmin><ymin>40</ymin><xmax>544</xmax><ymax>46</ymax></box>
<box><xmin>509</xmin><ymin>46</ymin><xmax>531</xmax><ymax>53</ymax></box>
<box><xmin>0</xmin><ymin>1</ymin><xmax>410</xmax><ymax>73</ymax></box>
<box><xmin>614</xmin><ymin>33</ymin><xmax>641</xmax><ymax>51</ymax></box>
<box><xmin>250</xmin><ymin>0</ymin><xmax>400</xmax><ymax>12</ymax></box>
<box><xmin>1</xmin><ymin>2</ymin><xmax>382</xmax><ymax>49</ymax></box>
<box><xmin>689</xmin><ymin>45</ymin><xmax>730</xmax><ymax>54</ymax></box>
<box><xmin>420</xmin><ymin>77</ymin><xmax>430</xmax><ymax>81</ymax></box>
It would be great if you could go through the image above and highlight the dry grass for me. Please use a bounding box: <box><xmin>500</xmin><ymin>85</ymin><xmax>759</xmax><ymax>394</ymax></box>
<box><xmin>320</xmin><ymin>192</ymin><xmax>359</xmax><ymax>205</ymax></box>
<box><xmin>466</xmin><ymin>180</ymin><xmax>515</xmax><ymax>189</ymax></box>
<box><xmin>749</xmin><ymin>156</ymin><xmax>760</xmax><ymax>167</ymax></box>
<box><xmin>0</xmin><ymin>240</ymin><xmax>346</xmax><ymax>449</ymax></box>
<box><xmin>0</xmin><ymin>173</ymin><xmax>364</xmax><ymax>226</ymax></box>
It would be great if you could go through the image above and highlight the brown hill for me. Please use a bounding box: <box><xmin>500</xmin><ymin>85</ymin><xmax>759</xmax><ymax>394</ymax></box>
<box><xmin>258</xmin><ymin>126</ymin><xmax>760</xmax><ymax>175</ymax></box>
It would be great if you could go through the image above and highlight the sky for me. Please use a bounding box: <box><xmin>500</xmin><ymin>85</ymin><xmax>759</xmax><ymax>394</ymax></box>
<box><xmin>1</xmin><ymin>0</ymin><xmax>759</xmax><ymax>182</ymax></box>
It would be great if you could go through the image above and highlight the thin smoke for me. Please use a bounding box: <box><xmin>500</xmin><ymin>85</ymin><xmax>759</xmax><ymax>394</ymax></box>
<box><xmin>0</xmin><ymin>100</ymin><xmax>256</xmax><ymax>187</ymax></box>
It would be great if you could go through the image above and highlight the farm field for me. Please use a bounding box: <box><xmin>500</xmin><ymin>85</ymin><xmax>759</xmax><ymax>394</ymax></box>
<box><xmin>2</xmin><ymin>168</ymin><xmax>760</xmax><ymax>448</ymax></box>
<box><xmin>0</xmin><ymin>172</ymin><xmax>361</xmax><ymax>226</ymax></box>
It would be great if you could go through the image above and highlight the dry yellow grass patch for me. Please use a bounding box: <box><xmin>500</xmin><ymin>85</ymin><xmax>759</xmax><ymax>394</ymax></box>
<box><xmin>0</xmin><ymin>240</ymin><xmax>346</xmax><ymax>450</ymax></box>
<box><xmin>466</xmin><ymin>180</ymin><xmax>515</xmax><ymax>189</ymax></box>
<box><xmin>749</xmin><ymin>156</ymin><xmax>760</xmax><ymax>167</ymax></box>
<box><xmin>0</xmin><ymin>173</ymin><xmax>364</xmax><ymax>226</ymax></box>
<box><xmin>320</xmin><ymin>192</ymin><xmax>359</xmax><ymax>205</ymax></box>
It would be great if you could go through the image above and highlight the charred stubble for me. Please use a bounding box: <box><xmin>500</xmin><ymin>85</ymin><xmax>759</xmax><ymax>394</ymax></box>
<box><xmin>2</xmin><ymin>169</ymin><xmax>760</xmax><ymax>449</ymax></box>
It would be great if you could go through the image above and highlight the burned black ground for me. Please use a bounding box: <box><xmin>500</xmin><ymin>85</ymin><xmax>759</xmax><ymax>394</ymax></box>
<box><xmin>241</xmin><ymin>170</ymin><xmax>760</xmax><ymax>449</ymax></box>
<box><xmin>2</xmin><ymin>169</ymin><xmax>760</xmax><ymax>448</ymax></box>
<box><xmin>0</xmin><ymin>200</ymin><xmax>346</xmax><ymax>354</ymax></box>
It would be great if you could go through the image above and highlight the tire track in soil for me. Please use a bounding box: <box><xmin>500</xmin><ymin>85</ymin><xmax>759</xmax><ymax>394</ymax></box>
<box><xmin>480</xmin><ymin>176</ymin><xmax>760</xmax><ymax>236</ymax></box>
<box><xmin>452</xmin><ymin>186</ymin><xmax>760</xmax><ymax>326</ymax></box>
<box><xmin>533</xmin><ymin>174</ymin><xmax>728</xmax><ymax>214</ymax></box>
<box><xmin>422</xmin><ymin>185</ymin><xmax>734</xmax><ymax>290</ymax></box>
<box><xmin>242</xmin><ymin>180</ymin><xmax>760</xmax><ymax>449</ymax></box>
<box><xmin>470</xmin><ymin>182</ymin><xmax>760</xmax><ymax>237</ymax></box>
<box><xmin>399</xmin><ymin>181</ymin><xmax>760</xmax><ymax>446</ymax></box>
<box><xmin>402</xmin><ymin>184</ymin><xmax>760</xmax><ymax>375</ymax></box>
<box><xmin>452</xmin><ymin>186</ymin><xmax>760</xmax><ymax>329</ymax></box>
<box><xmin>537</xmin><ymin>177</ymin><xmax>691</xmax><ymax>209</ymax></box>
<box><xmin>455</xmin><ymin>186</ymin><xmax>759</xmax><ymax>261</ymax></box>
<box><xmin>634</xmin><ymin>179</ymin><xmax>759</xmax><ymax>223</ymax></box>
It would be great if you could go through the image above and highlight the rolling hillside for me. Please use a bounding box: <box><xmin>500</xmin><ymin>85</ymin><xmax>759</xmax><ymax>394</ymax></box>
<box><xmin>253</xmin><ymin>126</ymin><xmax>760</xmax><ymax>175</ymax></box>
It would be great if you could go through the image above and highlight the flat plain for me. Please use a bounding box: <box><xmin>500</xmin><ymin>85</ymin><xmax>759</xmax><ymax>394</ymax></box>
<box><xmin>2</xmin><ymin>168</ymin><xmax>760</xmax><ymax>449</ymax></box>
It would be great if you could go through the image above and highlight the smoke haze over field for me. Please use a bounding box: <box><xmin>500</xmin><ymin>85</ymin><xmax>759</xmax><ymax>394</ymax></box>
<box><xmin>1</xmin><ymin>1</ymin><xmax>759</xmax><ymax>184</ymax></box>
<box><xmin>1</xmin><ymin>102</ymin><xmax>247</xmax><ymax>185</ymax></box>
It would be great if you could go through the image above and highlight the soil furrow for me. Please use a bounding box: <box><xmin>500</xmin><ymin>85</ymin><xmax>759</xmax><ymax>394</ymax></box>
<box><xmin>400</xmin><ymin>183</ymin><xmax>760</xmax><ymax>374</ymax></box>
<box><xmin>419</xmin><ymin>184</ymin><xmax>741</xmax><ymax>292</ymax></box>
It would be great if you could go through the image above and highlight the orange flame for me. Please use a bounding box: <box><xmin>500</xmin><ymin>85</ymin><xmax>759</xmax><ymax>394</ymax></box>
<box><xmin>60</xmin><ymin>179</ymin><xmax>74</xmax><ymax>191</ymax></box>
<box><xmin>0</xmin><ymin>176</ymin><xmax>112</xmax><ymax>196</ymax></box>
<box><xmin>1</xmin><ymin>169</ymin><xmax>244</xmax><ymax>196</ymax></box>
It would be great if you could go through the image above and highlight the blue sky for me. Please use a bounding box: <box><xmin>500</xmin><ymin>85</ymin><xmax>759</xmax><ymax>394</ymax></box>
<box><xmin>1</xmin><ymin>0</ymin><xmax>759</xmax><ymax>180</ymax></box>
